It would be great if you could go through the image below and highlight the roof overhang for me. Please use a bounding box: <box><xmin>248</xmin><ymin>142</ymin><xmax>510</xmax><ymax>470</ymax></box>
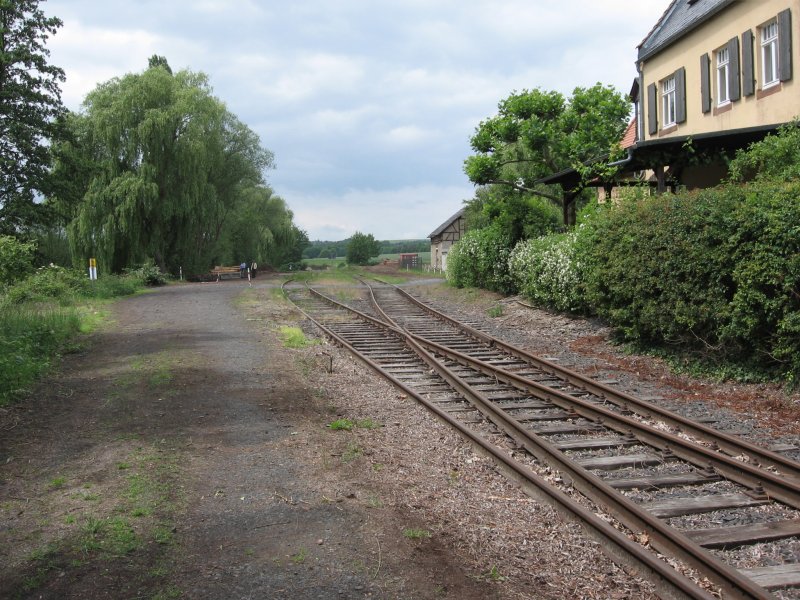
<box><xmin>535</xmin><ymin>123</ymin><xmax>783</xmax><ymax>189</ymax></box>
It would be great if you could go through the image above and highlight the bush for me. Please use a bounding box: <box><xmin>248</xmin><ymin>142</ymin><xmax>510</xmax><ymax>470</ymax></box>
<box><xmin>124</xmin><ymin>262</ymin><xmax>168</xmax><ymax>286</ymax></box>
<box><xmin>509</xmin><ymin>232</ymin><xmax>587</xmax><ymax>313</ymax></box>
<box><xmin>446</xmin><ymin>225</ymin><xmax>515</xmax><ymax>294</ymax></box>
<box><xmin>578</xmin><ymin>181</ymin><xmax>800</xmax><ymax>380</ymax></box>
<box><xmin>0</xmin><ymin>235</ymin><xmax>36</xmax><ymax>287</ymax></box>
<box><xmin>5</xmin><ymin>265</ymin><xmax>90</xmax><ymax>305</ymax></box>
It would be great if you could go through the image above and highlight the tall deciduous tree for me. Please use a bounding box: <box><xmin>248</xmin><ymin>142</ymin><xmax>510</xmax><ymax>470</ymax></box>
<box><xmin>0</xmin><ymin>0</ymin><xmax>65</xmax><ymax>235</ymax></box>
<box><xmin>464</xmin><ymin>84</ymin><xmax>629</xmax><ymax>225</ymax></box>
<box><xmin>63</xmin><ymin>61</ymin><xmax>274</xmax><ymax>275</ymax></box>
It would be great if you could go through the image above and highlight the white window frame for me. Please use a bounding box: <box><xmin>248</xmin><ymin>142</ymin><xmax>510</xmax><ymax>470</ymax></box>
<box><xmin>761</xmin><ymin>19</ymin><xmax>779</xmax><ymax>89</ymax></box>
<box><xmin>662</xmin><ymin>76</ymin><xmax>676</xmax><ymax>127</ymax></box>
<box><xmin>716</xmin><ymin>46</ymin><xmax>730</xmax><ymax>105</ymax></box>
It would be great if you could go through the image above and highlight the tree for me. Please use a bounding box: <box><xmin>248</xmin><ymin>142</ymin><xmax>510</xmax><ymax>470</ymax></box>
<box><xmin>464</xmin><ymin>84</ymin><xmax>629</xmax><ymax>225</ymax></box>
<box><xmin>346</xmin><ymin>232</ymin><xmax>380</xmax><ymax>265</ymax></box>
<box><xmin>0</xmin><ymin>0</ymin><xmax>65</xmax><ymax>235</ymax></box>
<box><xmin>61</xmin><ymin>60</ymin><xmax>274</xmax><ymax>275</ymax></box>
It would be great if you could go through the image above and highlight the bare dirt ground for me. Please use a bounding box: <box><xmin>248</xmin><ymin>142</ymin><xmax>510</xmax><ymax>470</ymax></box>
<box><xmin>1</xmin><ymin>268</ymin><xmax>798</xmax><ymax>600</ymax></box>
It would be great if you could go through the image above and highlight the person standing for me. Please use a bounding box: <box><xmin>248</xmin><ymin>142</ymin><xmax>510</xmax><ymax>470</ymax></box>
<box><xmin>239</xmin><ymin>261</ymin><xmax>247</xmax><ymax>278</ymax></box>
<box><xmin>251</xmin><ymin>261</ymin><xmax>258</xmax><ymax>279</ymax></box>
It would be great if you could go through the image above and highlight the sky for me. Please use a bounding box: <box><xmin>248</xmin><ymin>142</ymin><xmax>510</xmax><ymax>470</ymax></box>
<box><xmin>44</xmin><ymin>0</ymin><xmax>670</xmax><ymax>241</ymax></box>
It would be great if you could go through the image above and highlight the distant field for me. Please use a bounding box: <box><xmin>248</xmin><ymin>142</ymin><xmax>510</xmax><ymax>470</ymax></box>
<box><xmin>304</xmin><ymin>252</ymin><xmax>431</xmax><ymax>269</ymax></box>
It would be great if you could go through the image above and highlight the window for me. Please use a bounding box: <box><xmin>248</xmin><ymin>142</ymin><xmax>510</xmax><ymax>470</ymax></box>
<box><xmin>761</xmin><ymin>19</ymin><xmax>779</xmax><ymax>88</ymax></box>
<box><xmin>716</xmin><ymin>46</ymin><xmax>730</xmax><ymax>104</ymax></box>
<box><xmin>662</xmin><ymin>76</ymin><xmax>676</xmax><ymax>126</ymax></box>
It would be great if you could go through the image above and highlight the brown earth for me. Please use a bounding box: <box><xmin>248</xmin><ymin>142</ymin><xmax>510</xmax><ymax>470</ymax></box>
<box><xmin>1</xmin><ymin>269</ymin><xmax>798</xmax><ymax>600</ymax></box>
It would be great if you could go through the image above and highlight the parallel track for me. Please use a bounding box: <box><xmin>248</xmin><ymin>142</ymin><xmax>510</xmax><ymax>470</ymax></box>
<box><xmin>283</xmin><ymin>280</ymin><xmax>800</xmax><ymax>600</ymax></box>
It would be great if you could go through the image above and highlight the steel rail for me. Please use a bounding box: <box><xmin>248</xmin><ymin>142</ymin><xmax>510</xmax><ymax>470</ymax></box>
<box><xmin>371</xmin><ymin>279</ymin><xmax>800</xmax><ymax>481</ymax></box>
<box><xmin>282</xmin><ymin>281</ymin><xmax>720</xmax><ymax>600</ymax></box>
<box><xmin>356</xmin><ymin>281</ymin><xmax>779</xmax><ymax>600</ymax></box>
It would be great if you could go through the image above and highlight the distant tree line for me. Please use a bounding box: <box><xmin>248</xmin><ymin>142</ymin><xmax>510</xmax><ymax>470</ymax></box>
<box><xmin>303</xmin><ymin>238</ymin><xmax>429</xmax><ymax>260</ymax></box>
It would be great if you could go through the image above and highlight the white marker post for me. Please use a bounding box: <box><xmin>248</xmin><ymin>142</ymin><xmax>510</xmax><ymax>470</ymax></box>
<box><xmin>89</xmin><ymin>257</ymin><xmax>97</xmax><ymax>281</ymax></box>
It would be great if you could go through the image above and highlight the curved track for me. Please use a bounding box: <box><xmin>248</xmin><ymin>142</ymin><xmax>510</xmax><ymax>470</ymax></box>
<box><xmin>283</xmin><ymin>279</ymin><xmax>800</xmax><ymax>600</ymax></box>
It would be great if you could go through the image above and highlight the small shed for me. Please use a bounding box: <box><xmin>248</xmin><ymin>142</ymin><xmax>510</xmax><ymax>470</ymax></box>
<box><xmin>399</xmin><ymin>253</ymin><xmax>419</xmax><ymax>269</ymax></box>
<box><xmin>428</xmin><ymin>208</ymin><xmax>466</xmax><ymax>272</ymax></box>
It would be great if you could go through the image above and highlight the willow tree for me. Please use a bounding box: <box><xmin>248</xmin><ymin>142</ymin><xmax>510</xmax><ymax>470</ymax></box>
<box><xmin>217</xmin><ymin>185</ymin><xmax>308</xmax><ymax>269</ymax></box>
<box><xmin>63</xmin><ymin>60</ymin><xmax>273</xmax><ymax>275</ymax></box>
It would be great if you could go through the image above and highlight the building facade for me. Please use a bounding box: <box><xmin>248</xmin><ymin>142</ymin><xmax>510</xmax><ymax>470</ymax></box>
<box><xmin>636</xmin><ymin>0</ymin><xmax>798</xmax><ymax>186</ymax></box>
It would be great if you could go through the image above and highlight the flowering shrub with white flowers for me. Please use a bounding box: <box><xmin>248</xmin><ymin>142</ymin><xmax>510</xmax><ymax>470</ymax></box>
<box><xmin>508</xmin><ymin>232</ymin><xmax>587</xmax><ymax>314</ymax></box>
<box><xmin>446</xmin><ymin>225</ymin><xmax>515</xmax><ymax>294</ymax></box>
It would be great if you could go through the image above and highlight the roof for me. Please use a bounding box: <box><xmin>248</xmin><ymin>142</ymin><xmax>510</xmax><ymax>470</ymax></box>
<box><xmin>428</xmin><ymin>208</ymin><xmax>465</xmax><ymax>239</ymax></box>
<box><xmin>638</xmin><ymin>0</ymin><xmax>737</xmax><ymax>61</ymax></box>
<box><xmin>621</xmin><ymin>118</ymin><xmax>637</xmax><ymax>149</ymax></box>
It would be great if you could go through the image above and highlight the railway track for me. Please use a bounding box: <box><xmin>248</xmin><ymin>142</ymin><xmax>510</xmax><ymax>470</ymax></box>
<box><xmin>283</xmin><ymin>279</ymin><xmax>800</xmax><ymax>600</ymax></box>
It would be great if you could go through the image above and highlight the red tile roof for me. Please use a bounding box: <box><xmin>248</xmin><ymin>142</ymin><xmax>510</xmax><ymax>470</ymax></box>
<box><xmin>621</xmin><ymin>118</ymin><xmax>637</xmax><ymax>149</ymax></box>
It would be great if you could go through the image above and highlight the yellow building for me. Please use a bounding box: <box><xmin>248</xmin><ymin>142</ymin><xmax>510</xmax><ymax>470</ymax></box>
<box><xmin>635</xmin><ymin>0</ymin><xmax>798</xmax><ymax>188</ymax></box>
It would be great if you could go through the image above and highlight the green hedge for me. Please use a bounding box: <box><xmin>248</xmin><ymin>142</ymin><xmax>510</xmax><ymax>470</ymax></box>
<box><xmin>578</xmin><ymin>181</ymin><xmax>800</xmax><ymax>380</ymax></box>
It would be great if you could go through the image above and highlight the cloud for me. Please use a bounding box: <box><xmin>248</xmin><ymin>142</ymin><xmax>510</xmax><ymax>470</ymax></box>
<box><xmin>288</xmin><ymin>183</ymin><xmax>473</xmax><ymax>240</ymax></box>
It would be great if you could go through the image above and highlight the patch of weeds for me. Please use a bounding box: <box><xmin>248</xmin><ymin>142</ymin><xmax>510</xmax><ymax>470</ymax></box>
<box><xmin>366</xmin><ymin>494</ymin><xmax>383</xmax><ymax>509</ymax></box>
<box><xmin>245</xmin><ymin>548</ymin><xmax>255</xmax><ymax>557</ymax></box>
<box><xmin>278</xmin><ymin>326</ymin><xmax>317</xmax><ymax>349</ymax></box>
<box><xmin>117</xmin><ymin>462</ymin><xmax>131</xmax><ymax>470</ymax></box>
<box><xmin>64</xmin><ymin>515</ymin><xmax>76</xmax><ymax>525</ymax></box>
<box><xmin>328</xmin><ymin>418</ymin><xmax>354</xmax><ymax>431</ymax></box>
<box><xmin>77</xmin><ymin>515</ymin><xmax>139</xmax><ymax>557</ymax></box>
<box><xmin>483</xmin><ymin>565</ymin><xmax>506</xmax><ymax>582</ymax></box>
<box><xmin>342</xmin><ymin>442</ymin><xmax>362</xmax><ymax>463</ymax></box>
<box><xmin>290</xmin><ymin>548</ymin><xmax>308</xmax><ymax>564</ymax></box>
<box><xmin>355</xmin><ymin>418</ymin><xmax>380</xmax><ymax>429</ymax></box>
<box><xmin>371</xmin><ymin>463</ymin><xmax>384</xmax><ymax>472</ymax></box>
<box><xmin>149</xmin><ymin>564</ymin><xmax>169</xmax><ymax>578</ymax></box>
<box><xmin>49</xmin><ymin>476</ymin><xmax>67</xmax><ymax>489</ymax></box>
<box><xmin>448</xmin><ymin>470</ymin><xmax>460</xmax><ymax>485</ymax></box>
<box><xmin>153</xmin><ymin>525</ymin><xmax>175</xmax><ymax>545</ymax></box>
<box><xmin>402</xmin><ymin>528</ymin><xmax>431</xmax><ymax>540</ymax></box>
<box><xmin>487</xmin><ymin>305</ymin><xmax>503</xmax><ymax>318</ymax></box>
<box><xmin>22</xmin><ymin>545</ymin><xmax>59</xmax><ymax>592</ymax></box>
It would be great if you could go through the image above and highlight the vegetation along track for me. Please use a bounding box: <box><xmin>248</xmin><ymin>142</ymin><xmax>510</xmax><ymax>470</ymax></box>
<box><xmin>282</xmin><ymin>278</ymin><xmax>800</xmax><ymax>600</ymax></box>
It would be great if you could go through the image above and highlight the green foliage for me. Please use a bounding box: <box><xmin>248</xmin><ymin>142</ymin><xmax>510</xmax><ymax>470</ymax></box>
<box><xmin>0</xmin><ymin>304</ymin><xmax>81</xmax><ymax>404</ymax></box>
<box><xmin>278</xmin><ymin>326</ymin><xmax>316</xmax><ymax>348</ymax></box>
<box><xmin>465</xmin><ymin>185</ymin><xmax>562</xmax><ymax>247</ymax></box>
<box><xmin>346</xmin><ymin>232</ymin><xmax>381</xmax><ymax>265</ymax></box>
<box><xmin>446</xmin><ymin>225</ymin><xmax>515</xmax><ymax>294</ymax></box>
<box><xmin>0</xmin><ymin>265</ymin><xmax>152</xmax><ymax>404</ymax></box>
<box><xmin>509</xmin><ymin>232</ymin><xmax>587</xmax><ymax>314</ymax></box>
<box><xmin>463</xmin><ymin>84</ymin><xmax>629</xmax><ymax>206</ymax></box>
<box><xmin>328</xmin><ymin>419</ymin><xmax>354</xmax><ymax>431</ymax></box>
<box><xmin>0</xmin><ymin>235</ymin><xmax>36</xmax><ymax>286</ymax></box>
<box><xmin>5</xmin><ymin>265</ymin><xmax>89</xmax><ymax>305</ymax></box>
<box><xmin>58</xmin><ymin>61</ymin><xmax>275</xmax><ymax>276</ymax></box>
<box><xmin>578</xmin><ymin>182</ymin><xmax>800</xmax><ymax>380</ymax></box>
<box><xmin>727</xmin><ymin>121</ymin><xmax>800</xmax><ymax>183</ymax></box>
<box><xmin>124</xmin><ymin>262</ymin><xmax>168</xmax><ymax>287</ymax></box>
<box><xmin>0</xmin><ymin>0</ymin><xmax>66</xmax><ymax>235</ymax></box>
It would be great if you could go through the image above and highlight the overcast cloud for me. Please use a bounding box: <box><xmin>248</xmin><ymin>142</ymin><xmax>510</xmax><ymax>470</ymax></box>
<box><xmin>45</xmin><ymin>1</ymin><xmax>669</xmax><ymax>241</ymax></box>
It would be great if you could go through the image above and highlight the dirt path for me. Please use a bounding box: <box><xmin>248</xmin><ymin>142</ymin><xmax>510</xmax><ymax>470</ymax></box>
<box><xmin>0</xmin><ymin>280</ymin><xmax>496</xmax><ymax>599</ymax></box>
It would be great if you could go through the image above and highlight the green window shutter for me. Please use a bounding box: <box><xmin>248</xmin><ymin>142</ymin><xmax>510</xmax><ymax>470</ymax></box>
<box><xmin>779</xmin><ymin>8</ymin><xmax>793</xmax><ymax>81</ymax></box>
<box><xmin>675</xmin><ymin>67</ymin><xmax>686</xmax><ymax>124</ymax></box>
<box><xmin>742</xmin><ymin>30</ymin><xmax>755</xmax><ymax>96</ymax></box>
<box><xmin>700</xmin><ymin>53</ymin><xmax>711</xmax><ymax>113</ymax></box>
<box><xmin>647</xmin><ymin>82</ymin><xmax>658</xmax><ymax>135</ymax></box>
<box><xmin>728</xmin><ymin>36</ymin><xmax>741</xmax><ymax>101</ymax></box>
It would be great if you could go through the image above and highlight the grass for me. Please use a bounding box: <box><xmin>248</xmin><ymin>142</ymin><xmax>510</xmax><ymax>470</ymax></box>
<box><xmin>327</xmin><ymin>417</ymin><xmax>381</xmax><ymax>431</ymax></box>
<box><xmin>487</xmin><ymin>305</ymin><xmax>503</xmax><ymax>318</ymax></box>
<box><xmin>402</xmin><ymin>528</ymin><xmax>431</xmax><ymax>540</ymax></box>
<box><xmin>278</xmin><ymin>326</ymin><xmax>317</xmax><ymax>349</ymax></box>
<box><xmin>0</xmin><ymin>269</ymin><xmax>153</xmax><ymax>406</ymax></box>
<box><xmin>290</xmin><ymin>548</ymin><xmax>308</xmax><ymax>564</ymax></box>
